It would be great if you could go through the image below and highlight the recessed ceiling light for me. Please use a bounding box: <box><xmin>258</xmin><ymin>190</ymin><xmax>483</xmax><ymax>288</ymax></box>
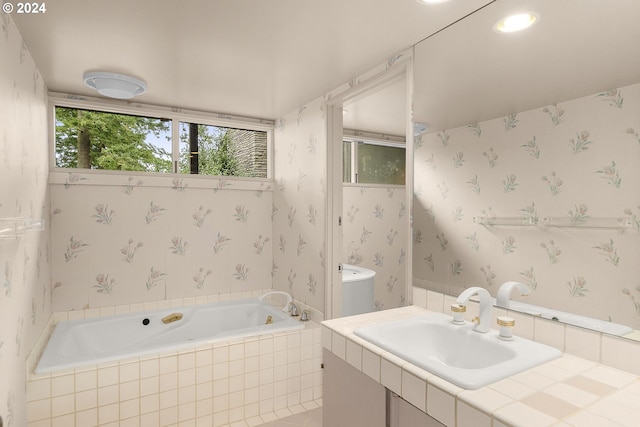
<box><xmin>416</xmin><ymin>0</ymin><xmax>450</xmax><ymax>5</ymax></box>
<box><xmin>83</xmin><ymin>71</ymin><xmax>147</xmax><ymax>99</ymax></box>
<box><xmin>493</xmin><ymin>12</ymin><xmax>539</xmax><ymax>33</ymax></box>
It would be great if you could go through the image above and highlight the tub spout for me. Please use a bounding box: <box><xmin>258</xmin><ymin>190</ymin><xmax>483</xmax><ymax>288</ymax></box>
<box><xmin>496</xmin><ymin>281</ymin><xmax>530</xmax><ymax>309</ymax></box>
<box><xmin>161</xmin><ymin>313</ymin><xmax>183</xmax><ymax>324</ymax></box>
<box><xmin>456</xmin><ymin>287</ymin><xmax>492</xmax><ymax>333</ymax></box>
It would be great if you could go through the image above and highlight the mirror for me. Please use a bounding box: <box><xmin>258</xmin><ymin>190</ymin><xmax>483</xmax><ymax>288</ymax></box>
<box><xmin>412</xmin><ymin>0</ymin><xmax>640</xmax><ymax>339</ymax></box>
<box><xmin>340</xmin><ymin>73</ymin><xmax>410</xmax><ymax>314</ymax></box>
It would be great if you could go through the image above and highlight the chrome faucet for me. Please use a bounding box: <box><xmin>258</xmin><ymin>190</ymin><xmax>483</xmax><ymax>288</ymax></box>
<box><xmin>496</xmin><ymin>281</ymin><xmax>530</xmax><ymax>309</ymax></box>
<box><xmin>456</xmin><ymin>287</ymin><xmax>492</xmax><ymax>333</ymax></box>
<box><xmin>289</xmin><ymin>302</ymin><xmax>300</xmax><ymax>317</ymax></box>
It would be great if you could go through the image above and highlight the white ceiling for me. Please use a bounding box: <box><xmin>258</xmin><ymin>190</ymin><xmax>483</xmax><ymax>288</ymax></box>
<box><xmin>414</xmin><ymin>0</ymin><xmax>640</xmax><ymax>132</ymax></box>
<box><xmin>11</xmin><ymin>0</ymin><xmax>492</xmax><ymax>121</ymax></box>
<box><xmin>12</xmin><ymin>0</ymin><xmax>640</xmax><ymax>136</ymax></box>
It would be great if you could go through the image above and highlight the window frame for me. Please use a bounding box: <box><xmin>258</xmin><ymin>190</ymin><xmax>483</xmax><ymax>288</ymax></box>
<box><xmin>49</xmin><ymin>92</ymin><xmax>274</xmax><ymax>181</ymax></box>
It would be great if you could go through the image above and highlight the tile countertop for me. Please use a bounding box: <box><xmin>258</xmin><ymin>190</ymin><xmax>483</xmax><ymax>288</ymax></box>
<box><xmin>321</xmin><ymin>306</ymin><xmax>640</xmax><ymax>427</ymax></box>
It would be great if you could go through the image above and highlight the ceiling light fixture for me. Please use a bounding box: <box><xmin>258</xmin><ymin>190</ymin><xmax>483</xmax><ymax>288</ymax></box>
<box><xmin>493</xmin><ymin>12</ymin><xmax>539</xmax><ymax>33</ymax></box>
<box><xmin>416</xmin><ymin>0</ymin><xmax>449</xmax><ymax>5</ymax></box>
<box><xmin>83</xmin><ymin>71</ymin><xmax>147</xmax><ymax>99</ymax></box>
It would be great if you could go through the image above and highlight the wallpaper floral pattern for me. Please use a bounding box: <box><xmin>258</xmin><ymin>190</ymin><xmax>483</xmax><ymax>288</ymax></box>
<box><xmin>343</xmin><ymin>185</ymin><xmax>407</xmax><ymax>310</ymax></box>
<box><xmin>50</xmin><ymin>175</ymin><xmax>274</xmax><ymax>311</ymax></box>
<box><xmin>0</xmin><ymin>14</ymin><xmax>50</xmax><ymax>427</ymax></box>
<box><xmin>413</xmin><ymin>82</ymin><xmax>640</xmax><ymax>329</ymax></box>
<box><xmin>272</xmin><ymin>97</ymin><xmax>326</xmax><ymax>312</ymax></box>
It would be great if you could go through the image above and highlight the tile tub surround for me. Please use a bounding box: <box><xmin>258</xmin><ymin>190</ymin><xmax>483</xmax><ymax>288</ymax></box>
<box><xmin>26</xmin><ymin>292</ymin><xmax>323</xmax><ymax>427</ymax></box>
<box><xmin>322</xmin><ymin>306</ymin><xmax>640</xmax><ymax>426</ymax></box>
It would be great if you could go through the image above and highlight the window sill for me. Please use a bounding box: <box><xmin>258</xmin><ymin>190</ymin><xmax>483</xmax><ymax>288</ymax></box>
<box><xmin>49</xmin><ymin>169</ymin><xmax>274</xmax><ymax>192</ymax></box>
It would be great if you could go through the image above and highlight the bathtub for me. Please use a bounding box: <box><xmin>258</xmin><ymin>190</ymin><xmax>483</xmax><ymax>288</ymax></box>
<box><xmin>35</xmin><ymin>296</ymin><xmax>305</xmax><ymax>374</ymax></box>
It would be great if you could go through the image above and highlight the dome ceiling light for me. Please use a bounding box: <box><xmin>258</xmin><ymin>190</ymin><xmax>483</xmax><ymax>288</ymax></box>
<box><xmin>83</xmin><ymin>71</ymin><xmax>147</xmax><ymax>99</ymax></box>
<box><xmin>493</xmin><ymin>12</ymin><xmax>539</xmax><ymax>33</ymax></box>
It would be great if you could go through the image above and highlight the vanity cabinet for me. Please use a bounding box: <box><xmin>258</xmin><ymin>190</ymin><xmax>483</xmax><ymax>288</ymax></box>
<box><xmin>323</xmin><ymin>349</ymin><xmax>445</xmax><ymax>427</ymax></box>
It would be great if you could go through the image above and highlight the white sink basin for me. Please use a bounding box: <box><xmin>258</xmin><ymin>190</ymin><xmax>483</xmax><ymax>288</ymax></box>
<box><xmin>354</xmin><ymin>311</ymin><xmax>561</xmax><ymax>389</ymax></box>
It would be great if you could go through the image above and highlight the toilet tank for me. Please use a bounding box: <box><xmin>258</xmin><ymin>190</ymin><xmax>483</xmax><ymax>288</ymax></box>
<box><xmin>342</xmin><ymin>264</ymin><xmax>375</xmax><ymax>316</ymax></box>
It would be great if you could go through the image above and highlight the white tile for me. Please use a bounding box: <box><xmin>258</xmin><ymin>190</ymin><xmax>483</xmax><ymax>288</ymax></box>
<box><xmin>52</xmin><ymin>374</ymin><xmax>74</xmax><ymax>397</ymax></box>
<box><xmin>27</xmin><ymin>398</ymin><xmax>51</xmax><ymax>422</ymax></box>
<box><xmin>426</xmin><ymin>383</ymin><xmax>455</xmax><ymax>427</ymax></box>
<box><xmin>457</xmin><ymin>400</ymin><xmax>491</xmax><ymax>427</ymax></box>
<box><xmin>581</xmin><ymin>365</ymin><xmax>638</xmax><ymax>389</ymax></box>
<box><xmin>534</xmin><ymin>317</ymin><xmax>565</xmax><ymax>351</ymax></box>
<box><xmin>98</xmin><ymin>384</ymin><xmax>119</xmax><ymax>406</ymax></box>
<box><xmin>140</xmin><ymin>358</ymin><xmax>159</xmax><ymax>379</ymax></box>
<box><xmin>401</xmin><ymin>369</ymin><xmax>426</xmax><ymax>411</ymax></box>
<box><xmin>380</xmin><ymin>353</ymin><xmax>403</xmax><ymax>395</ymax></box>
<box><xmin>76</xmin><ymin>408</ymin><xmax>98</xmax><ymax>427</ymax></box>
<box><xmin>75</xmin><ymin>388</ymin><xmax>97</xmax><ymax>411</ymax></box>
<box><xmin>331</xmin><ymin>331</ymin><xmax>346</xmax><ymax>360</ymax></box>
<box><xmin>426</xmin><ymin>290</ymin><xmax>444</xmax><ymax>312</ymax></box>
<box><xmin>564</xmin><ymin>325</ymin><xmax>601</xmax><ymax>362</ymax></box>
<box><xmin>345</xmin><ymin>339</ymin><xmax>362</xmax><ymax>370</ymax></box>
<box><xmin>178</xmin><ymin>351</ymin><xmax>196</xmax><ymax>370</ymax></box>
<box><xmin>27</xmin><ymin>378</ymin><xmax>51</xmax><ymax>402</ymax></box>
<box><xmin>601</xmin><ymin>334</ymin><xmax>640</xmax><ymax>375</ymax></box>
<box><xmin>52</xmin><ymin>413</ymin><xmax>74</xmax><ymax>427</ymax></box>
<box><xmin>75</xmin><ymin>369</ymin><xmax>97</xmax><ymax>392</ymax></box>
<box><xmin>412</xmin><ymin>286</ymin><xmax>427</xmax><ymax>308</ymax></box>
<box><xmin>563</xmin><ymin>410</ymin><xmax>622</xmax><ymax>427</ymax></box>
<box><xmin>120</xmin><ymin>398</ymin><xmax>140</xmax><ymax>419</ymax></box>
<box><xmin>494</xmin><ymin>401</ymin><xmax>557</xmax><ymax>427</ymax></box>
<box><xmin>361</xmin><ymin>347</ymin><xmax>381</xmax><ymax>382</ymax></box>
<box><xmin>52</xmin><ymin>393</ymin><xmax>75</xmax><ymax>417</ymax></box>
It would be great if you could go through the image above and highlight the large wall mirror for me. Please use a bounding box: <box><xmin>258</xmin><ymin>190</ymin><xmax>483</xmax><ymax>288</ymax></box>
<box><xmin>412</xmin><ymin>0</ymin><xmax>640</xmax><ymax>339</ymax></box>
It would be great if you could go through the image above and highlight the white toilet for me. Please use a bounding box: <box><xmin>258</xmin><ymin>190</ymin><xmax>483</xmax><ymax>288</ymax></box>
<box><xmin>342</xmin><ymin>264</ymin><xmax>376</xmax><ymax>316</ymax></box>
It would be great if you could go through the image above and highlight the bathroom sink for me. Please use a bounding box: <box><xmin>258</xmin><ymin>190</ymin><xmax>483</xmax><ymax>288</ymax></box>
<box><xmin>354</xmin><ymin>311</ymin><xmax>561</xmax><ymax>389</ymax></box>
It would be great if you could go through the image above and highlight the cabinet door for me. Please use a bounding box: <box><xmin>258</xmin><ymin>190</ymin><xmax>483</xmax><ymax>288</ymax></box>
<box><xmin>323</xmin><ymin>349</ymin><xmax>386</xmax><ymax>427</ymax></box>
<box><xmin>390</xmin><ymin>391</ymin><xmax>446</xmax><ymax>427</ymax></box>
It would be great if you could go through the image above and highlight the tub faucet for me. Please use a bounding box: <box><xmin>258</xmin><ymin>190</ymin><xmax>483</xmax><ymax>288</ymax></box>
<box><xmin>456</xmin><ymin>287</ymin><xmax>492</xmax><ymax>333</ymax></box>
<box><xmin>496</xmin><ymin>281</ymin><xmax>530</xmax><ymax>309</ymax></box>
<box><xmin>289</xmin><ymin>302</ymin><xmax>300</xmax><ymax>317</ymax></box>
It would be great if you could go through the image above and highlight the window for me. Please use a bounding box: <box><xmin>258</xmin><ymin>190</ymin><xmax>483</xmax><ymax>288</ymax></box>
<box><xmin>55</xmin><ymin>107</ymin><xmax>172</xmax><ymax>172</ymax></box>
<box><xmin>343</xmin><ymin>139</ymin><xmax>405</xmax><ymax>185</ymax></box>
<box><xmin>179</xmin><ymin>122</ymin><xmax>267</xmax><ymax>177</ymax></box>
<box><xmin>53</xmin><ymin>103</ymin><xmax>271</xmax><ymax>178</ymax></box>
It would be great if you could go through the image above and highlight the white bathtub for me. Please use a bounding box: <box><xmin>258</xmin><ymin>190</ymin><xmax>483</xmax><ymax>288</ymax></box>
<box><xmin>35</xmin><ymin>298</ymin><xmax>305</xmax><ymax>374</ymax></box>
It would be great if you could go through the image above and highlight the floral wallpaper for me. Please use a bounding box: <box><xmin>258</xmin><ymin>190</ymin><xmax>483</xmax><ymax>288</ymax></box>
<box><xmin>343</xmin><ymin>185</ymin><xmax>407</xmax><ymax>310</ymax></box>
<box><xmin>0</xmin><ymin>14</ymin><xmax>50</xmax><ymax>427</ymax></box>
<box><xmin>50</xmin><ymin>175</ymin><xmax>273</xmax><ymax>311</ymax></box>
<box><xmin>272</xmin><ymin>97</ymin><xmax>326</xmax><ymax>313</ymax></box>
<box><xmin>413</xmin><ymin>82</ymin><xmax>640</xmax><ymax>330</ymax></box>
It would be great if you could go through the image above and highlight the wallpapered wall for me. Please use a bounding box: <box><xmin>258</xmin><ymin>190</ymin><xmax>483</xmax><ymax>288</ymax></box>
<box><xmin>272</xmin><ymin>97</ymin><xmax>326</xmax><ymax>313</ymax></box>
<box><xmin>0</xmin><ymin>14</ymin><xmax>50</xmax><ymax>427</ymax></box>
<box><xmin>413</xmin><ymin>82</ymin><xmax>640</xmax><ymax>329</ymax></box>
<box><xmin>50</xmin><ymin>175</ymin><xmax>273</xmax><ymax>311</ymax></box>
<box><xmin>343</xmin><ymin>185</ymin><xmax>407</xmax><ymax>311</ymax></box>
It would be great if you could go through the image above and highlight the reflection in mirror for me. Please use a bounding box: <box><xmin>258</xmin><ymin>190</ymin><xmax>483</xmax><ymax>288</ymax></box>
<box><xmin>342</xmin><ymin>75</ymin><xmax>409</xmax><ymax>312</ymax></box>
<box><xmin>412</xmin><ymin>0</ymin><xmax>640</xmax><ymax>339</ymax></box>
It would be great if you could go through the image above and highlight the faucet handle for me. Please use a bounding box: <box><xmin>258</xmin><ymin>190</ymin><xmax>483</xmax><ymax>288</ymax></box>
<box><xmin>450</xmin><ymin>303</ymin><xmax>466</xmax><ymax>325</ymax></box>
<box><xmin>497</xmin><ymin>316</ymin><xmax>515</xmax><ymax>340</ymax></box>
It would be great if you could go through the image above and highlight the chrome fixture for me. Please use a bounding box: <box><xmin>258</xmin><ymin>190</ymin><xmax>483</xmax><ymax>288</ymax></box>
<box><xmin>496</xmin><ymin>281</ymin><xmax>530</xmax><ymax>309</ymax></box>
<box><xmin>300</xmin><ymin>310</ymin><xmax>310</xmax><ymax>322</ymax></box>
<box><xmin>456</xmin><ymin>287</ymin><xmax>492</xmax><ymax>333</ymax></box>
<box><xmin>290</xmin><ymin>303</ymin><xmax>300</xmax><ymax>317</ymax></box>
